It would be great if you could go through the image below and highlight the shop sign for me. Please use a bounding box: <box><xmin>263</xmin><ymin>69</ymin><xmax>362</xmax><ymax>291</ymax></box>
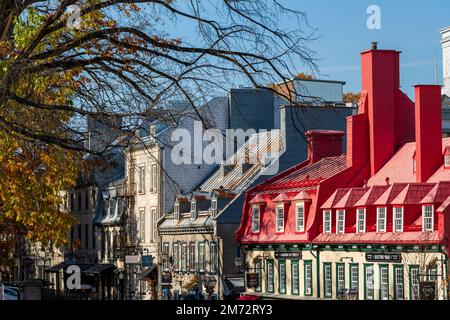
<box><xmin>420</xmin><ymin>282</ymin><xmax>436</xmax><ymax>300</ymax></box>
<box><xmin>365</xmin><ymin>252</ymin><xmax>401</xmax><ymax>263</ymax></box>
<box><xmin>125</xmin><ymin>255</ymin><xmax>140</xmax><ymax>264</ymax></box>
<box><xmin>275</xmin><ymin>251</ymin><xmax>302</xmax><ymax>259</ymax></box>
<box><xmin>141</xmin><ymin>255</ymin><xmax>153</xmax><ymax>267</ymax></box>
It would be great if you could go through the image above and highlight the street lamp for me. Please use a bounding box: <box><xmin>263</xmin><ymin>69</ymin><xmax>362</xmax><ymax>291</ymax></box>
<box><xmin>202</xmin><ymin>276</ymin><xmax>217</xmax><ymax>299</ymax></box>
<box><xmin>234</xmin><ymin>257</ymin><xmax>245</xmax><ymax>273</ymax></box>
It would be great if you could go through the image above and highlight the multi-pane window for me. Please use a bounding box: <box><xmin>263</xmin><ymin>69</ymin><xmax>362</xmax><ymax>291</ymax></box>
<box><xmin>377</xmin><ymin>207</ymin><xmax>387</xmax><ymax>233</ymax></box>
<box><xmin>254</xmin><ymin>261</ymin><xmax>262</xmax><ymax>292</ymax></box>
<box><xmin>291</xmin><ymin>261</ymin><xmax>299</xmax><ymax>295</ymax></box>
<box><xmin>210</xmin><ymin>242</ymin><xmax>218</xmax><ymax>273</ymax></box>
<box><xmin>357</xmin><ymin>208</ymin><xmax>366</xmax><ymax>234</ymax></box>
<box><xmin>279</xmin><ymin>261</ymin><xmax>286</xmax><ymax>294</ymax></box>
<box><xmin>296</xmin><ymin>203</ymin><xmax>305</xmax><ymax>232</ymax></box>
<box><xmin>138</xmin><ymin>164</ymin><xmax>145</xmax><ymax>193</ymax></box>
<box><xmin>380</xmin><ymin>265</ymin><xmax>389</xmax><ymax>300</ymax></box>
<box><xmin>323</xmin><ymin>210</ymin><xmax>332</xmax><ymax>233</ymax></box>
<box><xmin>181</xmin><ymin>243</ymin><xmax>187</xmax><ymax>272</ymax></box>
<box><xmin>324</xmin><ymin>263</ymin><xmax>332</xmax><ymax>298</ymax></box>
<box><xmin>423</xmin><ymin>205</ymin><xmax>434</xmax><ymax>232</ymax></box>
<box><xmin>428</xmin><ymin>266</ymin><xmax>438</xmax><ymax>282</ymax></box>
<box><xmin>393</xmin><ymin>207</ymin><xmax>404</xmax><ymax>233</ymax></box>
<box><xmin>162</xmin><ymin>243</ymin><xmax>169</xmax><ymax>271</ymax></box>
<box><xmin>173</xmin><ymin>243</ymin><xmax>180</xmax><ymax>272</ymax></box>
<box><xmin>174</xmin><ymin>202</ymin><xmax>179</xmax><ymax>220</ymax></box>
<box><xmin>350</xmin><ymin>265</ymin><xmax>359</xmax><ymax>293</ymax></box>
<box><xmin>304</xmin><ymin>261</ymin><xmax>312</xmax><ymax>296</ymax></box>
<box><xmin>336</xmin><ymin>210</ymin><xmax>345</xmax><ymax>234</ymax></box>
<box><xmin>276</xmin><ymin>206</ymin><xmax>285</xmax><ymax>232</ymax></box>
<box><xmin>410</xmin><ymin>266</ymin><xmax>420</xmax><ymax>300</ymax></box>
<box><xmin>394</xmin><ymin>266</ymin><xmax>404</xmax><ymax>300</ymax></box>
<box><xmin>152</xmin><ymin>164</ymin><xmax>158</xmax><ymax>192</ymax></box>
<box><xmin>365</xmin><ymin>265</ymin><xmax>374</xmax><ymax>300</ymax></box>
<box><xmin>337</xmin><ymin>264</ymin><xmax>345</xmax><ymax>292</ymax></box>
<box><xmin>189</xmin><ymin>242</ymin><xmax>196</xmax><ymax>271</ymax></box>
<box><xmin>151</xmin><ymin>209</ymin><xmax>157</xmax><ymax>241</ymax></box>
<box><xmin>139</xmin><ymin>208</ymin><xmax>145</xmax><ymax>243</ymax></box>
<box><xmin>445</xmin><ymin>154</ymin><xmax>450</xmax><ymax>167</ymax></box>
<box><xmin>191</xmin><ymin>201</ymin><xmax>197</xmax><ymax>220</ymax></box>
<box><xmin>211</xmin><ymin>199</ymin><xmax>217</xmax><ymax>218</ymax></box>
<box><xmin>267</xmin><ymin>260</ymin><xmax>274</xmax><ymax>293</ymax></box>
<box><xmin>251</xmin><ymin>206</ymin><xmax>260</xmax><ymax>233</ymax></box>
<box><xmin>198</xmin><ymin>242</ymin><xmax>206</xmax><ymax>272</ymax></box>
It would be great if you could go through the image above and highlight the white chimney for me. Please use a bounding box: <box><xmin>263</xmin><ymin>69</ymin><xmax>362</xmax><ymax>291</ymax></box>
<box><xmin>441</xmin><ymin>26</ymin><xmax>450</xmax><ymax>97</ymax></box>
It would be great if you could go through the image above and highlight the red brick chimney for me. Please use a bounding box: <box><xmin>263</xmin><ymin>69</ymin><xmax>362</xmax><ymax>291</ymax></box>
<box><xmin>361</xmin><ymin>48</ymin><xmax>400</xmax><ymax>176</ymax></box>
<box><xmin>414</xmin><ymin>85</ymin><xmax>443</xmax><ymax>182</ymax></box>
<box><xmin>306</xmin><ymin>130</ymin><xmax>344</xmax><ymax>163</ymax></box>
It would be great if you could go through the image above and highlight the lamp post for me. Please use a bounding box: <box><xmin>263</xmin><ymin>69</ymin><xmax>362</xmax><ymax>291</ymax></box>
<box><xmin>202</xmin><ymin>276</ymin><xmax>217</xmax><ymax>300</ymax></box>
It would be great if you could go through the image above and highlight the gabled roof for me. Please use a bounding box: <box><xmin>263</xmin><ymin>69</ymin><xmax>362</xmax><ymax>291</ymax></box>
<box><xmin>321</xmin><ymin>188</ymin><xmax>351</xmax><ymax>209</ymax></box>
<box><xmin>333</xmin><ymin>187</ymin><xmax>369</xmax><ymax>208</ymax></box>
<box><xmin>272</xmin><ymin>193</ymin><xmax>290</xmax><ymax>202</ymax></box>
<box><xmin>390</xmin><ymin>183</ymin><xmax>435</xmax><ymax>205</ymax></box>
<box><xmin>372</xmin><ymin>183</ymin><xmax>408</xmax><ymax>206</ymax></box>
<box><xmin>437</xmin><ymin>195</ymin><xmax>450</xmax><ymax>212</ymax></box>
<box><xmin>292</xmin><ymin>191</ymin><xmax>312</xmax><ymax>201</ymax></box>
<box><xmin>418</xmin><ymin>181</ymin><xmax>450</xmax><ymax>204</ymax></box>
<box><xmin>354</xmin><ymin>185</ymin><xmax>390</xmax><ymax>207</ymax></box>
<box><xmin>249</xmin><ymin>194</ymin><xmax>266</xmax><ymax>204</ymax></box>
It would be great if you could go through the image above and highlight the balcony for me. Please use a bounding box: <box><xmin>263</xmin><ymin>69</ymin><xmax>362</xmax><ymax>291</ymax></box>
<box><xmin>116</xmin><ymin>182</ymin><xmax>136</xmax><ymax>197</ymax></box>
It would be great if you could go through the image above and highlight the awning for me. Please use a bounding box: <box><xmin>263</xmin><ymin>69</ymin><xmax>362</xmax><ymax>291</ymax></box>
<box><xmin>222</xmin><ymin>276</ymin><xmax>245</xmax><ymax>296</ymax></box>
<box><xmin>141</xmin><ymin>265</ymin><xmax>157</xmax><ymax>280</ymax></box>
<box><xmin>44</xmin><ymin>262</ymin><xmax>66</xmax><ymax>273</ymax></box>
<box><xmin>84</xmin><ymin>264</ymin><xmax>116</xmax><ymax>276</ymax></box>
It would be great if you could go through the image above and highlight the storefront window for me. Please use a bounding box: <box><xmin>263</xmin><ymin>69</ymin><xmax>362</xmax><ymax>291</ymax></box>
<box><xmin>279</xmin><ymin>261</ymin><xmax>286</xmax><ymax>294</ymax></box>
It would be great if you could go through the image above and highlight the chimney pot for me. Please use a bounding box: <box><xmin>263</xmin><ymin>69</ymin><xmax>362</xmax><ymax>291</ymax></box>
<box><xmin>371</xmin><ymin>42</ymin><xmax>378</xmax><ymax>50</ymax></box>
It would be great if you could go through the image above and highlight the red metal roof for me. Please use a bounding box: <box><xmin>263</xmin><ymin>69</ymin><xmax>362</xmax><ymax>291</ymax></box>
<box><xmin>320</xmin><ymin>188</ymin><xmax>351</xmax><ymax>209</ymax></box>
<box><xmin>368</xmin><ymin>138</ymin><xmax>450</xmax><ymax>186</ymax></box>
<box><xmin>354</xmin><ymin>185</ymin><xmax>390</xmax><ymax>207</ymax></box>
<box><xmin>292</xmin><ymin>190</ymin><xmax>312</xmax><ymax>201</ymax></box>
<box><xmin>272</xmin><ymin>193</ymin><xmax>290</xmax><ymax>202</ymax></box>
<box><xmin>372</xmin><ymin>183</ymin><xmax>408</xmax><ymax>205</ymax></box>
<box><xmin>437</xmin><ymin>195</ymin><xmax>450</xmax><ymax>212</ymax></box>
<box><xmin>313</xmin><ymin>231</ymin><xmax>441</xmax><ymax>244</ymax></box>
<box><xmin>249</xmin><ymin>194</ymin><xmax>266</xmax><ymax>204</ymax></box>
<box><xmin>333</xmin><ymin>187</ymin><xmax>369</xmax><ymax>208</ymax></box>
<box><xmin>390</xmin><ymin>183</ymin><xmax>435</xmax><ymax>205</ymax></box>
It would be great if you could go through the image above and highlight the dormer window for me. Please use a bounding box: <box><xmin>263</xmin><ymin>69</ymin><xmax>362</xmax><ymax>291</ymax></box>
<box><xmin>276</xmin><ymin>205</ymin><xmax>285</xmax><ymax>233</ymax></box>
<box><xmin>190</xmin><ymin>200</ymin><xmax>197</xmax><ymax>220</ymax></box>
<box><xmin>211</xmin><ymin>198</ymin><xmax>217</xmax><ymax>218</ymax></box>
<box><xmin>336</xmin><ymin>210</ymin><xmax>345</xmax><ymax>234</ymax></box>
<box><xmin>377</xmin><ymin>207</ymin><xmax>387</xmax><ymax>233</ymax></box>
<box><xmin>393</xmin><ymin>207</ymin><xmax>404</xmax><ymax>233</ymax></box>
<box><xmin>445</xmin><ymin>155</ymin><xmax>450</xmax><ymax>168</ymax></box>
<box><xmin>149</xmin><ymin>125</ymin><xmax>156</xmax><ymax>143</ymax></box>
<box><xmin>174</xmin><ymin>202</ymin><xmax>180</xmax><ymax>221</ymax></box>
<box><xmin>295</xmin><ymin>202</ymin><xmax>305</xmax><ymax>232</ymax></box>
<box><xmin>251</xmin><ymin>205</ymin><xmax>260</xmax><ymax>233</ymax></box>
<box><xmin>357</xmin><ymin>208</ymin><xmax>366</xmax><ymax>234</ymax></box>
<box><xmin>422</xmin><ymin>205</ymin><xmax>434</xmax><ymax>232</ymax></box>
<box><xmin>323</xmin><ymin>210</ymin><xmax>332</xmax><ymax>234</ymax></box>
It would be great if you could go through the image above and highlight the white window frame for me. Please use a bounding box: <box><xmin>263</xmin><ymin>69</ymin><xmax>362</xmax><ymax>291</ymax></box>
<box><xmin>151</xmin><ymin>208</ymin><xmax>157</xmax><ymax>241</ymax></box>
<box><xmin>337</xmin><ymin>264</ymin><xmax>345</xmax><ymax>291</ymax></box>
<box><xmin>324</xmin><ymin>264</ymin><xmax>332</xmax><ymax>297</ymax></box>
<box><xmin>139</xmin><ymin>208</ymin><xmax>145</xmax><ymax>243</ymax></box>
<box><xmin>377</xmin><ymin>207</ymin><xmax>387</xmax><ymax>233</ymax></box>
<box><xmin>173</xmin><ymin>243</ymin><xmax>180</xmax><ymax>272</ymax></box>
<box><xmin>445</xmin><ymin>154</ymin><xmax>450</xmax><ymax>167</ymax></box>
<box><xmin>336</xmin><ymin>210</ymin><xmax>345</xmax><ymax>234</ymax></box>
<box><xmin>410</xmin><ymin>267</ymin><xmax>419</xmax><ymax>300</ymax></box>
<box><xmin>323</xmin><ymin>210</ymin><xmax>332</xmax><ymax>234</ymax></box>
<box><xmin>357</xmin><ymin>208</ymin><xmax>366</xmax><ymax>234</ymax></box>
<box><xmin>422</xmin><ymin>205</ymin><xmax>434</xmax><ymax>232</ymax></box>
<box><xmin>190</xmin><ymin>200</ymin><xmax>197</xmax><ymax>220</ymax></box>
<box><xmin>189</xmin><ymin>242</ymin><xmax>196</xmax><ymax>271</ymax></box>
<box><xmin>267</xmin><ymin>261</ymin><xmax>274</xmax><ymax>293</ymax></box>
<box><xmin>251</xmin><ymin>205</ymin><xmax>260</xmax><ymax>233</ymax></box>
<box><xmin>393</xmin><ymin>207</ymin><xmax>404</xmax><ymax>233</ymax></box>
<box><xmin>295</xmin><ymin>202</ymin><xmax>305</xmax><ymax>232</ymax></box>
<box><xmin>279</xmin><ymin>261</ymin><xmax>286</xmax><ymax>294</ymax></box>
<box><xmin>211</xmin><ymin>198</ymin><xmax>217</xmax><ymax>217</ymax></box>
<box><xmin>304</xmin><ymin>262</ymin><xmax>312</xmax><ymax>295</ymax></box>
<box><xmin>210</xmin><ymin>241</ymin><xmax>218</xmax><ymax>273</ymax></box>
<box><xmin>173</xmin><ymin>202</ymin><xmax>179</xmax><ymax>221</ymax></box>
<box><xmin>198</xmin><ymin>242</ymin><xmax>206</xmax><ymax>272</ymax></box>
<box><xmin>394</xmin><ymin>267</ymin><xmax>404</xmax><ymax>300</ymax></box>
<box><xmin>365</xmin><ymin>265</ymin><xmax>374</xmax><ymax>300</ymax></box>
<box><xmin>350</xmin><ymin>265</ymin><xmax>358</xmax><ymax>291</ymax></box>
<box><xmin>276</xmin><ymin>205</ymin><xmax>285</xmax><ymax>233</ymax></box>
<box><xmin>138</xmin><ymin>164</ymin><xmax>145</xmax><ymax>194</ymax></box>
<box><xmin>292</xmin><ymin>262</ymin><xmax>299</xmax><ymax>295</ymax></box>
<box><xmin>181</xmin><ymin>242</ymin><xmax>187</xmax><ymax>272</ymax></box>
<box><xmin>380</xmin><ymin>266</ymin><xmax>389</xmax><ymax>300</ymax></box>
<box><xmin>151</xmin><ymin>164</ymin><xmax>158</xmax><ymax>192</ymax></box>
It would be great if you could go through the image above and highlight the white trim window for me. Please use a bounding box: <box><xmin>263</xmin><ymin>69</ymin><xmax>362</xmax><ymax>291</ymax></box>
<box><xmin>324</xmin><ymin>264</ymin><xmax>332</xmax><ymax>297</ymax></box>
<box><xmin>445</xmin><ymin>154</ymin><xmax>450</xmax><ymax>167</ymax></box>
<box><xmin>337</xmin><ymin>264</ymin><xmax>345</xmax><ymax>292</ymax></box>
<box><xmin>422</xmin><ymin>205</ymin><xmax>434</xmax><ymax>232</ymax></box>
<box><xmin>380</xmin><ymin>266</ymin><xmax>389</xmax><ymax>300</ymax></box>
<box><xmin>393</xmin><ymin>207</ymin><xmax>404</xmax><ymax>233</ymax></box>
<box><xmin>276</xmin><ymin>205</ymin><xmax>285</xmax><ymax>233</ymax></box>
<box><xmin>198</xmin><ymin>242</ymin><xmax>206</xmax><ymax>272</ymax></box>
<box><xmin>190</xmin><ymin>200</ymin><xmax>197</xmax><ymax>220</ymax></box>
<box><xmin>357</xmin><ymin>208</ymin><xmax>366</xmax><ymax>234</ymax></box>
<box><xmin>296</xmin><ymin>202</ymin><xmax>305</xmax><ymax>232</ymax></box>
<box><xmin>211</xmin><ymin>198</ymin><xmax>217</xmax><ymax>218</ymax></box>
<box><xmin>138</xmin><ymin>164</ymin><xmax>145</xmax><ymax>194</ymax></box>
<box><xmin>291</xmin><ymin>262</ymin><xmax>299</xmax><ymax>295</ymax></box>
<box><xmin>365</xmin><ymin>265</ymin><xmax>374</xmax><ymax>300</ymax></box>
<box><xmin>151</xmin><ymin>164</ymin><xmax>158</xmax><ymax>192</ymax></box>
<box><xmin>394</xmin><ymin>267</ymin><xmax>404</xmax><ymax>300</ymax></box>
<box><xmin>323</xmin><ymin>210</ymin><xmax>332</xmax><ymax>234</ymax></box>
<box><xmin>377</xmin><ymin>207</ymin><xmax>387</xmax><ymax>233</ymax></box>
<box><xmin>173</xmin><ymin>243</ymin><xmax>180</xmax><ymax>272</ymax></box>
<box><xmin>139</xmin><ymin>208</ymin><xmax>145</xmax><ymax>243</ymax></box>
<box><xmin>251</xmin><ymin>206</ymin><xmax>260</xmax><ymax>233</ymax></box>
<box><xmin>279</xmin><ymin>261</ymin><xmax>286</xmax><ymax>294</ymax></box>
<box><xmin>304</xmin><ymin>263</ymin><xmax>312</xmax><ymax>295</ymax></box>
<box><xmin>181</xmin><ymin>242</ymin><xmax>187</xmax><ymax>272</ymax></box>
<box><xmin>189</xmin><ymin>242</ymin><xmax>196</xmax><ymax>271</ymax></box>
<box><xmin>336</xmin><ymin>210</ymin><xmax>345</xmax><ymax>234</ymax></box>
<box><xmin>410</xmin><ymin>267</ymin><xmax>419</xmax><ymax>300</ymax></box>
<box><xmin>173</xmin><ymin>202</ymin><xmax>180</xmax><ymax>221</ymax></box>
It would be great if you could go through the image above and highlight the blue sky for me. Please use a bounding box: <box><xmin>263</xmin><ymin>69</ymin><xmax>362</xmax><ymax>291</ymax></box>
<box><xmin>284</xmin><ymin>0</ymin><xmax>450</xmax><ymax>97</ymax></box>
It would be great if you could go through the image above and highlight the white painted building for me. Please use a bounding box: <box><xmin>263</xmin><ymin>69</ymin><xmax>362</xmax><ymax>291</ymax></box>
<box><xmin>442</xmin><ymin>26</ymin><xmax>450</xmax><ymax>98</ymax></box>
